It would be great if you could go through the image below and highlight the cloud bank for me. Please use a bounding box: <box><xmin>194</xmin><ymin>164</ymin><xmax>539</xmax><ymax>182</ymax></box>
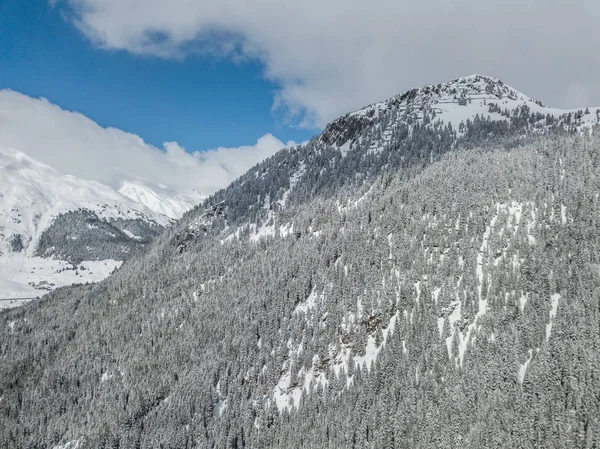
<box><xmin>0</xmin><ymin>89</ymin><xmax>291</xmax><ymax>196</ymax></box>
<box><xmin>55</xmin><ymin>0</ymin><xmax>600</xmax><ymax>127</ymax></box>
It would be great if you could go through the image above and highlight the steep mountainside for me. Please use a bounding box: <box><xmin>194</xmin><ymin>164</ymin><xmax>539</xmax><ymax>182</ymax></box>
<box><xmin>2</xmin><ymin>76</ymin><xmax>600</xmax><ymax>448</ymax></box>
<box><xmin>175</xmin><ymin>75</ymin><xmax>599</xmax><ymax>250</ymax></box>
<box><xmin>0</xmin><ymin>148</ymin><xmax>173</xmax><ymax>303</ymax></box>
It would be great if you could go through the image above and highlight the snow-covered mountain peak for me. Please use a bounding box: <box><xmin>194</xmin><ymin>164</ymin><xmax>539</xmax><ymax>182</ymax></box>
<box><xmin>0</xmin><ymin>147</ymin><xmax>171</xmax><ymax>228</ymax></box>
<box><xmin>440</xmin><ymin>74</ymin><xmax>536</xmax><ymax>102</ymax></box>
<box><xmin>118</xmin><ymin>181</ymin><xmax>203</xmax><ymax>220</ymax></box>
<box><xmin>349</xmin><ymin>74</ymin><xmax>541</xmax><ymax>119</ymax></box>
<box><xmin>319</xmin><ymin>74</ymin><xmax>598</xmax><ymax>148</ymax></box>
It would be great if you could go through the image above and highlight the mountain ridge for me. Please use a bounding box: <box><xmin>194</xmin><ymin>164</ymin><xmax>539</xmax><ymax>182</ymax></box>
<box><xmin>320</xmin><ymin>74</ymin><xmax>597</xmax><ymax>147</ymax></box>
<box><xmin>176</xmin><ymin>74</ymin><xmax>599</xmax><ymax>254</ymax></box>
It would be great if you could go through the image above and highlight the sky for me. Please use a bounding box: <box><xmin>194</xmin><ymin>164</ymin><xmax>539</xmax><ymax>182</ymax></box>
<box><xmin>0</xmin><ymin>0</ymin><xmax>312</xmax><ymax>150</ymax></box>
<box><xmin>1</xmin><ymin>0</ymin><xmax>600</xmax><ymax>197</ymax></box>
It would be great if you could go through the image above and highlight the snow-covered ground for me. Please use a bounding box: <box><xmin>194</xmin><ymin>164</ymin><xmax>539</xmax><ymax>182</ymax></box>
<box><xmin>119</xmin><ymin>181</ymin><xmax>202</xmax><ymax>220</ymax></box>
<box><xmin>0</xmin><ymin>255</ymin><xmax>121</xmax><ymax>309</ymax></box>
<box><xmin>349</xmin><ymin>74</ymin><xmax>600</xmax><ymax>131</ymax></box>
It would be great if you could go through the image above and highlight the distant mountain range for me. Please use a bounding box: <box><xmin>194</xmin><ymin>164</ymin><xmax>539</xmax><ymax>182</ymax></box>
<box><xmin>0</xmin><ymin>147</ymin><xmax>201</xmax><ymax>303</ymax></box>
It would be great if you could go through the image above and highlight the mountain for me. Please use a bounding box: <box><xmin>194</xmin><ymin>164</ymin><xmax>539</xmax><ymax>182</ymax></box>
<box><xmin>320</xmin><ymin>73</ymin><xmax>597</xmax><ymax>147</ymax></box>
<box><xmin>0</xmin><ymin>147</ymin><xmax>174</xmax><ymax>305</ymax></box>
<box><xmin>118</xmin><ymin>181</ymin><xmax>203</xmax><ymax>221</ymax></box>
<box><xmin>2</xmin><ymin>75</ymin><xmax>600</xmax><ymax>448</ymax></box>
<box><xmin>174</xmin><ymin>74</ymin><xmax>598</xmax><ymax>249</ymax></box>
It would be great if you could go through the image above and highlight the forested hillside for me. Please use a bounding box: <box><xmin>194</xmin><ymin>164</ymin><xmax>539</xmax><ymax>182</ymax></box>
<box><xmin>3</xmin><ymin>132</ymin><xmax>600</xmax><ymax>448</ymax></box>
<box><xmin>2</xmin><ymin>75</ymin><xmax>600</xmax><ymax>448</ymax></box>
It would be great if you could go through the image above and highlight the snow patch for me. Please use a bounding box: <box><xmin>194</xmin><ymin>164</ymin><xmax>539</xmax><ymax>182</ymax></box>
<box><xmin>294</xmin><ymin>288</ymin><xmax>321</xmax><ymax>314</ymax></box>
<box><xmin>444</xmin><ymin>300</ymin><xmax>462</xmax><ymax>358</ymax></box>
<box><xmin>519</xmin><ymin>292</ymin><xmax>528</xmax><ymax>313</ymax></box>
<box><xmin>249</xmin><ymin>221</ymin><xmax>275</xmax><ymax>242</ymax></box>
<box><xmin>353</xmin><ymin>311</ymin><xmax>399</xmax><ymax>371</ymax></box>
<box><xmin>451</xmin><ymin>206</ymin><xmax>503</xmax><ymax>366</ymax></box>
<box><xmin>437</xmin><ymin>316</ymin><xmax>445</xmax><ymax>338</ymax></box>
<box><xmin>279</xmin><ymin>222</ymin><xmax>294</xmax><ymax>238</ymax></box>
<box><xmin>518</xmin><ymin>349</ymin><xmax>534</xmax><ymax>385</ymax></box>
<box><xmin>545</xmin><ymin>293</ymin><xmax>561</xmax><ymax>341</ymax></box>
<box><xmin>122</xmin><ymin>229</ymin><xmax>142</xmax><ymax>241</ymax></box>
<box><xmin>273</xmin><ymin>360</ymin><xmax>328</xmax><ymax>413</ymax></box>
<box><xmin>52</xmin><ymin>440</ymin><xmax>81</xmax><ymax>449</ymax></box>
<box><xmin>339</xmin><ymin>140</ymin><xmax>352</xmax><ymax>157</ymax></box>
<box><xmin>213</xmin><ymin>398</ymin><xmax>228</xmax><ymax>418</ymax></box>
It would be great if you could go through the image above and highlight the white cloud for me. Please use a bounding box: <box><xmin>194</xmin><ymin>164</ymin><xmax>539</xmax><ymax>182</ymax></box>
<box><xmin>55</xmin><ymin>0</ymin><xmax>600</xmax><ymax>127</ymax></box>
<box><xmin>0</xmin><ymin>89</ymin><xmax>289</xmax><ymax>196</ymax></box>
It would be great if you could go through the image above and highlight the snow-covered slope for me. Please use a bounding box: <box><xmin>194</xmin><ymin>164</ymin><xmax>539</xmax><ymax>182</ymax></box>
<box><xmin>0</xmin><ymin>147</ymin><xmax>172</xmax><ymax>302</ymax></box>
<box><xmin>350</xmin><ymin>74</ymin><xmax>544</xmax><ymax>121</ymax></box>
<box><xmin>119</xmin><ymin>181</ymin><xmax>203</xmax><ymax>220</ymax></box>
<box><xmin>320</xmin><ymin>74</ymin><xmax>600</xmax><ymax>148</ymax></box>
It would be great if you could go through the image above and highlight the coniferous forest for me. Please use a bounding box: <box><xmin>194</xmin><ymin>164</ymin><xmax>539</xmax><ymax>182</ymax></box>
<box><xmin>3</xmin><ymin>76</ymin><xmax>600</xmax><ymax>448</ymax></box>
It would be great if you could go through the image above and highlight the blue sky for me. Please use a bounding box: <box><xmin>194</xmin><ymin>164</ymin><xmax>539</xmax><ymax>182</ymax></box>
<box><xmin>0</xmin><ymin>0</ymin><xmax>314</xmax><ymax>151</ymax></box>
<box><xmin>1</xmin><ymin>0</ymin><xmax>599</xmax><ymax>198</ymax></box>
